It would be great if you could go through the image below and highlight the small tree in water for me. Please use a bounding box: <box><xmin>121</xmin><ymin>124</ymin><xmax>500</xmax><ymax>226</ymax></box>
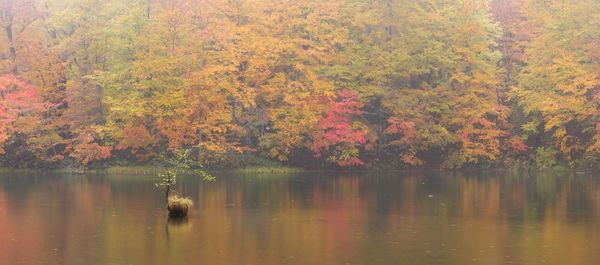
<box><xmin>155</xmin><ymin>149</ymin><xmax>215</xmax><ymax>217</ymax></box>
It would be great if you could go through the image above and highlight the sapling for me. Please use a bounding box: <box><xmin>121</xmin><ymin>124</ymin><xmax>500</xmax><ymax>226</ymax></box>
<box><xmin>155</xmin><ymin>149</ymin><xmax>215</xmax><ymax>217</ymax></box>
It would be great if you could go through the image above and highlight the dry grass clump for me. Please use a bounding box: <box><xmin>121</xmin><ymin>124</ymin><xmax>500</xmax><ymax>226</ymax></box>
<box><xmin>167</xmin><ymin>196</ymin><xmax>193</xmax><ymax>217</ymax></box>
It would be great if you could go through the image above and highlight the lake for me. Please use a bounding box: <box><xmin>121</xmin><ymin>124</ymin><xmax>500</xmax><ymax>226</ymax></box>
<box><xmin>0</xmin><ymin>169</ymin><xmax>599</xmax><ymax>265</ymax></box>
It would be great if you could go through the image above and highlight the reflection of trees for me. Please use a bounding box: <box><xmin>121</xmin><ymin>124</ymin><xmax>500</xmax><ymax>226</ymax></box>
<box><xmin>2</xmin><ymin>170</ymin><xmax>600</xmax><ymax>264</ymax></box>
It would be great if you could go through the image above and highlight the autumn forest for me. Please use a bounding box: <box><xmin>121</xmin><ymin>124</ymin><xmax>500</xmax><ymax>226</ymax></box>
<box><xmin>0</xmin><ymin>0</ymin><xmax>598</xmax><ymax>169</ymax></box>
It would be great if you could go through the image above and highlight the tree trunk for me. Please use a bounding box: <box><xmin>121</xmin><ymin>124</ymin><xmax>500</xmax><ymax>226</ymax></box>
<box><xmin>4</xmin><ymin>20</ymin><xmax>18</xmax><ymax>75</ymax></box>
<box><xmin>165</xmin><ymin>185</ymin><xmax>170</xmax><ymax>207</ymax></box>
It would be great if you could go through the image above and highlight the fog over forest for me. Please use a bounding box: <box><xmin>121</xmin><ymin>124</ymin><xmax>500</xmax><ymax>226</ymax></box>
<box><xmin>0</xmin><ymin>0</ymin><xmax>598</xmax><ymax>169</ymax></box>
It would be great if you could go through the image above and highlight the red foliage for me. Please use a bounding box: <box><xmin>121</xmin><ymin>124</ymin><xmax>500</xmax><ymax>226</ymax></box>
<box><xmin>508</xmin><ymin>137</ymin><xmax>527</xmax><ymax>153</ymax></box>
<box><xmin>0</xmin><ymin>74</ymin><xmax>44</xmax><ymax>117</ymax></box>
<box><xmin>0</xmin><ymin>75</ymin><xmax>45</xmax><ymax>154</ymax></box>
<box><xmin>385</xmin><ymin>117</ymin><xmax>417</xmax><ymax>145</ymax></box>
<box><xmin>317</xmin><ymin>90</ymin><xmax>366</xmax><ymax>144</ymax></box>
<box><xmin>70</xmin><ymin>134</ymin><xmax>112</xmax><ymax>166</ymax></box>
<box><xmin>311</xmin><ymin>90</ymin><xmax>367</xmax><ymax>167</ymax></box>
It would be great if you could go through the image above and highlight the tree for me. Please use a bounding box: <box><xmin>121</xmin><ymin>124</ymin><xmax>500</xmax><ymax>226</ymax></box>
<box><xmin>0</xmin><ymin>75</ymin><xmax>45</xmax><ymax>155</ymax></box>
<box><xmin>155</xmin><ymin>148</ymin><xmax>214</xmax><ymax>217</ymax></box>
<box><xmin>0</xmin><ymin>0</ymin><xmax>42</xmax><ymax>74</ymax></box>
<box><xmin>0</xmin><ymin>0</ymin><xmax>598</xmax><ymax>169</ymax></box>
<box><xmin>513</xmin><ymin>0</ymin><xmax>600</xmax><ymax>166</ymax></box>
<box><xmin>311</xmin><ymin>90</ymin><xmax>368</xmax><ymax>166</ymax></box>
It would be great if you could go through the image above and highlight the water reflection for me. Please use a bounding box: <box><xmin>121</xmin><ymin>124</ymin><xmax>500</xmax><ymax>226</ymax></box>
<box><xmin>167</xmin><ymin>217</ymin><xmax>190</xmax><ymax>226</ymax></box>
<box><xmin>0</xmin><ymin>170</ymin><xmax>599</xmax><ymax>265</ymax></box>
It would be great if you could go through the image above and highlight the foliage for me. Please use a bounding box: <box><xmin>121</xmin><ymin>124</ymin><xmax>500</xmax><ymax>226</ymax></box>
<box><xmin>532</xmin><ymin>147</ymin><xmax>559</xmax><ymax>169</ymax></box>
<box><xmin>0</xmin><ymin>0</ymin><xmax>598</xmax><ymax>169</ymax></box>
<box><xmin>155</xmin><ymin>148</ymin><xmax>215</xmax><ymax>208</ymax></box>
<box><xmin>511</xmin><ymin>0</ymin><xmax>600</xmax><ymax>165</ymax></box>
<box><xmin>311</xmin><ymin>90</ymin><xmax>368</xmax><ymax>167</ymax></box>
<box><xmin>0</xmin><ymin>75</ymin><xmax>45</xmax><ymax>155</ymax></box>
<box><xmin>69</xmin><ymin>134</ymin><xmax>112</xmax><ymax>167</ymax></box>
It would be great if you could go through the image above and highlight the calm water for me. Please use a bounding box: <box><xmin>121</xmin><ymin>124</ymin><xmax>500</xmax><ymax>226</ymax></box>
<box><xmin>1</xmin><ymin>169</ymin><xmax>600</xmax><ymax>265</ymax></box>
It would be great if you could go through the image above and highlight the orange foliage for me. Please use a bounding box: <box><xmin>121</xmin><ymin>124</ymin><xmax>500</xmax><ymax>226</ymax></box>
<box><xmin>115</xmin><ymin>127</ymin><xmax>157</xmax><ymax>152</ymax></box>
<box><xmin>69</xmin><ymin>134</ymin><xmax>112</xmax><ymax>166</ymax></box>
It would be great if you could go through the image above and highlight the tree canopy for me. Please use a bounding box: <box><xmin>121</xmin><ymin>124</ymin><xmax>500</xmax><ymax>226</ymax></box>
<box><xmin>0</xmin><ymin>0</ymin><xmax>598</xmax><ymax>169</ymax></box>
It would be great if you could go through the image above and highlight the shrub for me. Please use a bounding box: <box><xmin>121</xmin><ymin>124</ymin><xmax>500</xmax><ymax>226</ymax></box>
<box><xmin>533</xmin><ymin>147</ymin><xmax>558</xmax><ymax>168</ymax></box>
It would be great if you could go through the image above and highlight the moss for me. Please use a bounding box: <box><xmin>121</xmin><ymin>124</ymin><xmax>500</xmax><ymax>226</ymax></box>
<box><xmin>167</xmin><ymin>196</ymin><xmax>193</xmax><ymax>217</ymax></box>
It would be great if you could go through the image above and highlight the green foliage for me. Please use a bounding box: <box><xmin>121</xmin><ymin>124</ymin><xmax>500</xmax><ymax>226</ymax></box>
<box><xmin>155</xmin><ymin>169</ymin><xmax>177</xmax><ymax>193</ymax></box>
<box><xmin>533</xmin><ymin>147</ymin><xmax>559</xmax><ymax>169</ymax></box>
<box><xmin>155</xmin><ymin>148</ymin><xmax>215</xmax><ymax>207</ymax></box>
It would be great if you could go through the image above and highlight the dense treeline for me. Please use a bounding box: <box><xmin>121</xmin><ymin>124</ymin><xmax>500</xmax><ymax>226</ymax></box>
<box><xmin>0</xmin><ymin>0</ymin><xmax>598</xmax><ymax>169</ymax></box>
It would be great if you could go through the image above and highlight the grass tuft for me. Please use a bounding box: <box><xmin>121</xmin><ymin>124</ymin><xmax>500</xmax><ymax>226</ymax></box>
<box><xmin>167</xmin><ymin>195</ymin><xmax>193</xmax><ymax>217</ymax></box>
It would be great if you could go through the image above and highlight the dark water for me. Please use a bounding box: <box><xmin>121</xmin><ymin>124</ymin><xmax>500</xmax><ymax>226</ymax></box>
<box><xmin>1</xmin><ymin>169</ymin><xmax>600</xmax><ymax>265</ymax></box>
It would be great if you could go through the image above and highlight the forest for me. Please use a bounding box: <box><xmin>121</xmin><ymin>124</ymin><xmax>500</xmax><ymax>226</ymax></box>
<box><xmin>0</xmin><ymin>0</ymin><xmax>598</xmax><ymax>169</ymax></box>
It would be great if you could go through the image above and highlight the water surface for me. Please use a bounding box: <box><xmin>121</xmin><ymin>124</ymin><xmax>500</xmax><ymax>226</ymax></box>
<box><xmin>1</xmin><ymin>169</ymin><xmax>599</xmax><ymax>265</ymax></box>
